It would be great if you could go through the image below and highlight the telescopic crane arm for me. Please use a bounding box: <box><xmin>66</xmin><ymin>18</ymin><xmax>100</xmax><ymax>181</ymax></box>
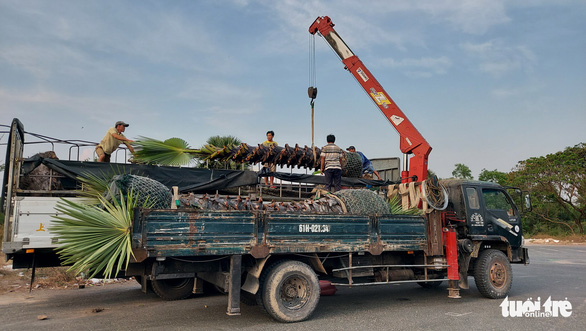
<box><xmin>309</xmin><ymin>16</ymin><xmax>431</xmax><ymax>182</ymax></box>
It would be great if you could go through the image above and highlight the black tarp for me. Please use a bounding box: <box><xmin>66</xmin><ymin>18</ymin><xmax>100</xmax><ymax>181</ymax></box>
<box><xmin>20</xmin><ymin>158</ymin><xmax>396</xmax><ymax>193</ymax></box>
<box><xmin>21</xmin><ymin>158</ymin><xmax>259</xmax><ymax>193</ymax></box>
<box><xmin>260</xmin><ymin>172</ymin><xmax>395</xmax><ymax>187</ymax></box>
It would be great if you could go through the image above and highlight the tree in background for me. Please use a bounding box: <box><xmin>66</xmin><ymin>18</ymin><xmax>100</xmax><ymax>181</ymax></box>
<box><xmin>511</xmin><ymin>143</ymin><xmax>585</xmax><ymax>235</ymax></box>
<box><xmin>451</xmin><ymin>163</ymin><xmax>473</xmax><ymax>180</ymax></box>
<box><xmin>479</xmin><ymin>168</ymin><xmax>508</xmax><ymax>185</ymax></box>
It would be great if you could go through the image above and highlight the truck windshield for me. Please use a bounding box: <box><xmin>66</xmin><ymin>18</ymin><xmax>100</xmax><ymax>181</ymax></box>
<box><xmin>482</xmin><ymin>189</ymin><xmax>516</xmax><ymax>216</ymax></box>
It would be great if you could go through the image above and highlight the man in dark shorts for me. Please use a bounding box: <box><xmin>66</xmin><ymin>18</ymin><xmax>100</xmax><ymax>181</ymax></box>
<box><xmin>320</xmin><ymin>134</ymin><xmax>344</xmax><ymax>192</ymax></box>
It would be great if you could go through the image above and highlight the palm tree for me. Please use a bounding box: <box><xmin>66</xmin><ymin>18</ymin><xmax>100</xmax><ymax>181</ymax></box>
<box><xmin>199</xmin><ymin>135</ymin><xmax>245</xmax><ymax>170</ymax></box>
<box><xmin>132</xmin><ymin>136</ymin><xmax>363</xmax><ymax>177</ymax></box>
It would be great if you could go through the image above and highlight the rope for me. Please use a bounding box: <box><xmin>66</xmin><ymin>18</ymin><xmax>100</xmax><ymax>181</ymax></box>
<box><xmin>313</xmin><ymin>189</ymin><xmax>347</xmax><ymax>214</ymax></box>
<box><xmin>387</xmin><ymin>184</ymin><xmax>399</xmax><ymax>200</ymax></box>
<box><xmin>329</xmin><ymin>193</ymin><xmax>348</xmax><ymax>214</ymax></box>
<box><xmin>388</xmin><ymin>177</ymin><xmax>447</xmax><ymax>212</ymax></box>
<box><xmin>398</xmin><ymin>183</ymin><xmax>410</xmax><ymax>210</ymax></box>
<box><xmin>421</xmin><ymin>177</ymin><xmax>448</xmax><ymax>210</ymax></box>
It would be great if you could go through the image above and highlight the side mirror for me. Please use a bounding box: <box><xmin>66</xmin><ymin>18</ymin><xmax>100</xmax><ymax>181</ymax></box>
<box><xmin>524</xmin><ymin>193</ymin><xmax>532</xmax><ymax>212</ymax></box>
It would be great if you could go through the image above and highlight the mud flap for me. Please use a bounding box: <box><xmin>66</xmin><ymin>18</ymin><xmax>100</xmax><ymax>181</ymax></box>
<box><xmin>457</xmin><ymin>239</ymin><xmax>473</xmax><ymax>289</ymax></box>
<box><xmin>226</xmin><ymin>255</ymin><xmax>242</xmax><ymax>316</ymax></box>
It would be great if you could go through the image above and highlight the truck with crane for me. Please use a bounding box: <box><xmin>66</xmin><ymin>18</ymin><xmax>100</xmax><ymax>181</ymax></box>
<box><xmin>2</xmin><ymin>16</ymin><xmax>530</xmax><ymax>323</ymax></box>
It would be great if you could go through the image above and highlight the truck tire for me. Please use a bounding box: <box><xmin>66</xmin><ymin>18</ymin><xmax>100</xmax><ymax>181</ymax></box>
<box><xmin>259</xmin><ymin>260</ymin><xmax>320</xmax><ymax>323</ymax></box>
<box><xmin>151</xmin><ymin>277</ymin><xmax>194</xmax><ymax>301</ymax></box>
<box><xmin>473</xmin><ymin>249</ymin><xmax>512</xmax><ymax>299</ymax></box>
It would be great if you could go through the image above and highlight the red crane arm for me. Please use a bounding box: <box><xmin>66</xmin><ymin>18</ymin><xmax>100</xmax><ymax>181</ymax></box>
<box><xmin>309</xmin><ymin>16</ymin><xmax>431</xmax><ymax>182</ymax></box>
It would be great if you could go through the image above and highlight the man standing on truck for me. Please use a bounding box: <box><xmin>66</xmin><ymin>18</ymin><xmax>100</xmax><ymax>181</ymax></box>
<box><xmin>96</xmin><ymin>121</ymin><xmax>135</xmax><ymax>162</ymax></box>
<box><xmin>320</xmin><ymin>134</ymin><xmax>344</xmax><ymax>192</ymax></box>
<box><xmin>261</xmin><ymin>130</ymin><xmax>278</xmax><ymax>187</ymax></box>
<box><xmin>346</xmin><ymin>146</ymin><xmax>382</xmax><ymax>180</ymax></box>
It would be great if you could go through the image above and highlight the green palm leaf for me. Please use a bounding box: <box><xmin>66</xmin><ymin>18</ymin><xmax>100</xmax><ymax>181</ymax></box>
<box><xmin>77</xmin><ymin>171</ymin><xmax>114</xmax><ymax>203</ymax></box>
<box><xmin>133</xmin><ymin>136</ymin><xmax>202</xmax><ymax>166</ymax></box>
<box><xmin>206</xmin><ymin>135</ymin><xmax>241</xmax><ymax>149</ymax></box>
<box><xmin>50</xmin><ymin>185</ymin><xmax>148</xmax><ymax>279</ymax></box>
<box><xmin>388</xmin><ymin>195</ymin><xmax>423</xmax><ymax>215</ymax></box>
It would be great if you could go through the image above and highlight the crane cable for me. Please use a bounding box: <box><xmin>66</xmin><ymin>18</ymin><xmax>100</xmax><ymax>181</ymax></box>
<box><xmin>308</xmin><ymin>33</ymin><xmax>317</xmax><ymax>149</ymax></box>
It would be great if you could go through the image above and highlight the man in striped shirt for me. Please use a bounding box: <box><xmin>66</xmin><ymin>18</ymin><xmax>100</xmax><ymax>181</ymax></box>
<box><xmin>320</xmin><ymin>134</ymin><xmax>344</xmax><ymax>192</ymax></box>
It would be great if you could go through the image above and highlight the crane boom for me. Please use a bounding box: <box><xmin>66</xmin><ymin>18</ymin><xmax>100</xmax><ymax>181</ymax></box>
<box><xmin>309</xmin><ymin>16</ymin><xmax>431</xmax><ymax>182</ymax></box>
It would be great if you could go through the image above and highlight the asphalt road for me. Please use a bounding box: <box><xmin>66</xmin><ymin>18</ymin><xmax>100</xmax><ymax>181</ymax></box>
<box><xmin>1</xmin><ymin>245</ymin><xmax>584</xmax><ymax>331</ymax></box>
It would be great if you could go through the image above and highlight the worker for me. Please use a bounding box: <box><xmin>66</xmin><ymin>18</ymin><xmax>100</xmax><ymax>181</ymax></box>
<box><xmin>96</xmin><ymin>121</ymin><xmax>135</xmax><ymax>162</ymax></box>
<box><xmin>320</xmin><ymin>134</ymin><xmax>344</xmax><ymax>192</ymax></box>
<box><xmin>346</xmin><ymin>146</ymin><xmax>382</xmax><ymax>180</ymax></box>
<box><xmin>262</xmin><ymin>130</ymin><xmax>278</xmax><ymax>187</ymax></box>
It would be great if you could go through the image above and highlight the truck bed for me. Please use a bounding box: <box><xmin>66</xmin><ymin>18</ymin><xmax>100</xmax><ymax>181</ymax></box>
<box><xmin>132</xmin><ymin>209</ymin><xmax>427</xmax><ymax>260</ymax></box>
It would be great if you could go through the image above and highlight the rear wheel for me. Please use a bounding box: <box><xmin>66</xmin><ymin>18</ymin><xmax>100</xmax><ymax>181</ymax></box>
<box><xmin>474</xmin><ymin>249</ymin><xmax>512</xmax><ymax>299</ymax></box>
<box><xmin>151</xmin><ymin>277</ymin><xmax>195</xmax><ymax>301</ymax></box>
<box><xmin>259</xmin><ymin>260</ymin><xmax>320</xmax><ymax>323</ymax></box>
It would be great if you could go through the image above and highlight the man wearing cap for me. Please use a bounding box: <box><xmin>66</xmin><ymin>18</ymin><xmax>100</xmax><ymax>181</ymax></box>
<box><xmin>346</xmin><ymin>146</ymin><xmax>382</xmax><ymax>180</ymax></box>
<box><xmin>96</xmin><ymin>121</ymin><xmax>135</xmax><ymax>162</ymax></box>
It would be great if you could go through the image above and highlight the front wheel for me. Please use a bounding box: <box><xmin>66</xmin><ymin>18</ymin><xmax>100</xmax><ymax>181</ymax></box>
<box><xmin>260</xmin><ymin>260</ymin><xmax>320</xmax><ymax>323</ymax></box>
<box><xmin>151</xmin><ymin>277</ymin><xmax>194</xmax><ymax>301</ymax></box>
<box><xmin>474</xmin><ymin>249</ymin><xmax>512</xmax><ymax>299</ymax></box>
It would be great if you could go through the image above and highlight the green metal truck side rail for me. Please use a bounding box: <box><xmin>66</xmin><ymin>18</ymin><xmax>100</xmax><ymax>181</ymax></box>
<box><xmin>132</xmin><ymin>209</ymin><xmax>427</xmax><ymax>260</ymax></box>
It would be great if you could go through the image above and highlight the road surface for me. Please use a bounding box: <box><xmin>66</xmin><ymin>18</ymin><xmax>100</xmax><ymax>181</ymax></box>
<box><xmin>1</xmin><ymin>245</ymin><xmax>584</xmax><ymax>330</ymax></box>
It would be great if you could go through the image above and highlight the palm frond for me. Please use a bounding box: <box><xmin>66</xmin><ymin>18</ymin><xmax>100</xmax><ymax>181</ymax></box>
<box><xmin>206</xmin><ymin>135</ymin><xmax>241</xmax><ymax>148</ymax></box>
<box><xmin>133</xmin><ymin>136</ymin><xmax>201</xmax><ymax>166</ymax></box>
<box><xmin>388</xmin><ymin>195</ymin><xmax>423</xmax><ymax>215</ymax></box>
<box><xmin>77</xmin><ymin>171</ymin><xmax>114</xmax><ymax>202</ymax></box>
<box><xmin>51</xmin><ymin>188</ymin><xmax>140</xmax><ymax>279</ymax></box>
<box><xmin>51</xmin><ymin>172</ymin><xmax>158</xmax><ymax>279</ymax></box>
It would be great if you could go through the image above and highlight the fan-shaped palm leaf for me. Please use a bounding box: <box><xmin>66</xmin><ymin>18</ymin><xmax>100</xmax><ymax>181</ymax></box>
<box><xmin>206</xmin><ymin>135</ymin><xmax>241</xmax><ymax>149</ymax></box>
<box><xmin>51</xmin><ymin>190</ymin><xmax>143</xmax><ymax>279</ymax></box>
<box><xmin>133</xmin><ymin>137</ymin><xmax>201</xmax><ymax>166</ymax></box>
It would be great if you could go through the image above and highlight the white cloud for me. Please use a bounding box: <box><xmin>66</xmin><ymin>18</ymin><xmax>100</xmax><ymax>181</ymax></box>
<box><xmin>0</xmin><ymin>88</ymin><xmax>147</xmax><ymax>125</ymax></box>
<box><xmin>0</xmin><ymin>1</ymin><xmax>236</xmax><ymax>77</ymax></box>
<box><xmin>415</xmin><ymin>0</ymin><xmax>510</xmax><ymax>34</ymax></box>
<box><xmin>254</xmin><ymin>0</ymin><xmax>512</xmax><ymax>59</ymax></box>
<box><xmin>378</xmin><ymin>56</ymin><xmax>452</xmax><ymax>77</ymax></box>
<box><xmin>177</xmin><ymin>79</ymin><xmax>262</xmax><ymax>130</ymax></box>
<box><xmin>461</xmin><ymin>40</ymin><xmax>537</xmax><ymax>76</ymax></box>
<box><xmin>491</xmin><ymin>81</ymin><xmax>545</xmax><ymax>99</ymax></box>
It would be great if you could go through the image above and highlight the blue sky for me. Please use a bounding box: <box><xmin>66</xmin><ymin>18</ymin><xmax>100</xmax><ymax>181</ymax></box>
<box><xmin>1</xmin><ymin>0</ymin><xmax>585</xmax><ymax>178</ymax></box>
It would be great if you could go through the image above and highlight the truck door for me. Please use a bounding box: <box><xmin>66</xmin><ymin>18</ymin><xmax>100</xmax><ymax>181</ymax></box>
<box><xmin>463</xmin><ymin>186</ymin><xmax>485</xmax><ymax>234</ymax></box>
<box><xmin>480</xmin><ymin>188</ymin><xmax>523</xmax><ymax>246</ymax></box>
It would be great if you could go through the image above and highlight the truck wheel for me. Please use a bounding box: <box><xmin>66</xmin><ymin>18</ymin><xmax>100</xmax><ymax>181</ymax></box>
<box><xmin>474</xmin><ymin>249</ymin><xmax>512</xmax><ymax>299</ymax></box>
<box><xmin>151</xmin><ymin>277</ymin><xmax>194</xmax><ymax>301</ymax></box>
<box><xmin>259</xmin><ymin>260</ymin><xmax>320</xmax><ymax>323</ymax></box>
